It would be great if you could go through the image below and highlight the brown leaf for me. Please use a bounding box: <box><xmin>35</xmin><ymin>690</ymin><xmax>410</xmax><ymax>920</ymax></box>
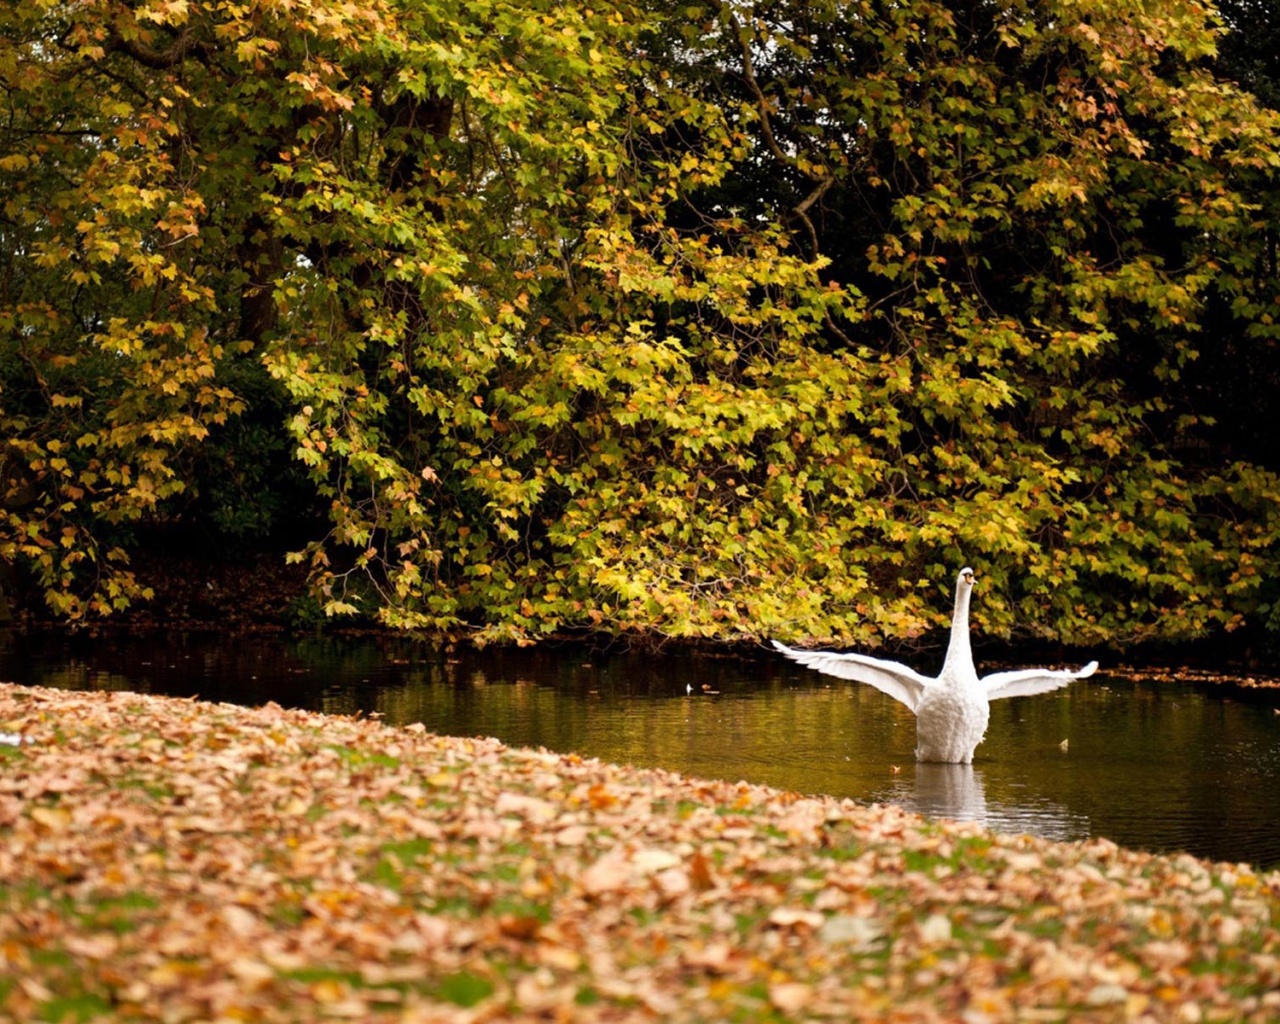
<box><xmin>581</xmin><ymin>851</ymin><xmax>631</xmax><ymax>895</ymax></box>
<box><xmin>769</xmin><ymin>981</ymin><xmax>813</xmax><ymax>1014</ymax></box>
<box><xmin>688</xmin><ymin>848</ymin><xmax>716</xmax><ymax>891</ymax></box>
<box><xmin>769</xmin><ymin>907</ymin><xmax>824</xmax><ymax>930</ymax></box>
<box><xmin>498</xmin><ymin>914</ymin><xmax>542</xmax><ymax>941</ymax></box>
<box><xmin>62</xmin><ymin>934</ymin><xmax>119</xmax><ymax>959</ymax></box>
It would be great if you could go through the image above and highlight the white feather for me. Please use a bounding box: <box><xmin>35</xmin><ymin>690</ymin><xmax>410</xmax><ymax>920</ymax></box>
<box><xmin>769</xmin><ymin>641</ymin><xmax>931</xmax><ymax>712</ymax></box>
<box><xmin>983</xmin><ymin>661</ymin><xmax>1098</xmax><ymax>701</ymax></box>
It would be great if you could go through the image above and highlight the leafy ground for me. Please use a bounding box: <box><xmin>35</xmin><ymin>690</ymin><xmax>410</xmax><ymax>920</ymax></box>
<box><xmin>1</xmin><ymin>684</ymin><xmax>1277</xmax><ymax>1023</ymax></box>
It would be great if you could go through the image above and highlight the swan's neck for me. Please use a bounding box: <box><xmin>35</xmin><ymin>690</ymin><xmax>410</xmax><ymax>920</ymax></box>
<box><xmin>942</xmin><ymin>583</ymin><xmax>973</xmax><ymax>677</ymax></box>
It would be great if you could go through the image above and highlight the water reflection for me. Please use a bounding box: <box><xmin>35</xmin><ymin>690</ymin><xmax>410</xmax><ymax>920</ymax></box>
<box><xmin>910</xmin><ymin>763</ymin><xmax>991</xmax><ymax>822</ymax></box>
<box><xmin>1</xmin><ymin>630</ymin><xmax>1277</xmax><ymax>867</ymax></box>
<box><xmin>880</xmin><ymin>763</ymin><xmax>1092</xmax><ymax>843</ymax></box>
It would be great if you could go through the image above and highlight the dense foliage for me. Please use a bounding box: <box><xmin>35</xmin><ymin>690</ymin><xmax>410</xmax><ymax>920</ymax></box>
<box><xmin>2</xmin><ymin>0</ymin><xmax>1280</xmax><ymax>645</ymax></box>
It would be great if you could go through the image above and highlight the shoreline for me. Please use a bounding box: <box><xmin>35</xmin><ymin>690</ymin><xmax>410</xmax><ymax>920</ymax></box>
<box><xmin>2</xmin><ymin>682</ymin><xmax>1277</xmax><ymax>1022</ymax></box>
<box><xmin>5</xmin><ymin>550</ymin><xmax>1280</xmax><ymax>680</ymax></box>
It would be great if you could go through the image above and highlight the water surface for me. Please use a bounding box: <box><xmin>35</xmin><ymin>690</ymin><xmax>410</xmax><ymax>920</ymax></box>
<box><xmin>2</xmin><ymin>631</ymin><xmax>1277</xmax><ymax>868</ymax></box>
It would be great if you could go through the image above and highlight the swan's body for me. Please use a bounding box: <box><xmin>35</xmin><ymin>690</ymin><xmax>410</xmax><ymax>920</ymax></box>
<box><xmin>772</xmin><ymin>568</ymin><xmax>1097</xmax><ymax>763</ymax></box>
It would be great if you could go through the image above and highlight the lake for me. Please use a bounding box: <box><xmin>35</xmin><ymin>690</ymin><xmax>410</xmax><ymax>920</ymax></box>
<box><xmin>2</xmin><ymin>630</ymin><xmax>1277</xmax><ymax>869</ymax></box>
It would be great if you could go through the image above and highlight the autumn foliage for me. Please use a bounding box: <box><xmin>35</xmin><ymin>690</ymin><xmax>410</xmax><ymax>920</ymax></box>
<box><xmin>3</xmin><ymin>0</ymin><xmax>1280</xmax><ymax>644</ymax></box>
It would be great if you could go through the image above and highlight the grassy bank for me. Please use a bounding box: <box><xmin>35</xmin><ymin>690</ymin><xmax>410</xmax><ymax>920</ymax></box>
<box><xmin>1</xmin><ymin>683</ymin><xmax>1277</xmax><ymax>1022</ymax></box>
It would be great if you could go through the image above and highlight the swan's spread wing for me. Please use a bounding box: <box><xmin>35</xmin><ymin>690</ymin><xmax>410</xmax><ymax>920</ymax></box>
<box><xmin>982</xmin><ymin>660</ymin><xmax>1098</xmax><ymax>701</ymax></box>
<box><xmin>771</xmin><ymin>641</ymin><xmax>932</xmax><ymax>712</ymax></box>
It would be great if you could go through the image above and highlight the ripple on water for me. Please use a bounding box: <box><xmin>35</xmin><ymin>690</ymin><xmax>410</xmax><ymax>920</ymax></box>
<box><xmin>1</xmin><ymin>634</ymin><xmax>1278</xmax><ymax>866</ymax></box>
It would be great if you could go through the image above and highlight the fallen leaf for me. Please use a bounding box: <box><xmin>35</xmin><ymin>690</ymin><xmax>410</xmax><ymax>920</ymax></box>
<box><xmin>769</xmin><ymin>907</ymin><xmax>824</xmax><ymax>930</ymax></box>
<box><xmin>631</xmin><ymin>848</ymin><xmax>680</xmax><ymax>875</ymax></box>
<box><xmin>917</xmin><ymin>913</ymin><xmax>952</xmax><ymax>944</ymax></box>
<box><xmin>29</xmin><ymin>805</ymin><xmax>71</xmax><ymax>831</ymax></box>
<box><xmin>63</xmin><ymin>934</ymin><xmax>119</xmax><ymax>959</ymax></box>
<box><xmin>498</xmin><ymin>914</ymin><xmax>542</xmax><ymax>940</ymax></box>
<box><xmin>581</xmin><ymin>851</ymin><xmax>631</xmax><ymax>895</ymax></box>
<box><xmin>769</xmin><ymin>981</ymin><xmax>813</xmax><ymax>1013</ymax></box>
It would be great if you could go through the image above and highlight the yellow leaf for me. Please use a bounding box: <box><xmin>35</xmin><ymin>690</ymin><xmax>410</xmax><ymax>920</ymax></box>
<box><xmin>30</xmin><ymin>806</ymin><xmax>71</xmax><ymax>831</ymax></box>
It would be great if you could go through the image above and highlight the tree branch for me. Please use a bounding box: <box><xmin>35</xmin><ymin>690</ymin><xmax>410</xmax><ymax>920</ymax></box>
<box><xmin>104</xmin><ymin>27</ymin><xmax>211</xmax><ymax>70</ymax></box>
<box><xmin>721</xmin><ymin>7</ymin><xmax>835</xmax><ymax>257</ymax></box>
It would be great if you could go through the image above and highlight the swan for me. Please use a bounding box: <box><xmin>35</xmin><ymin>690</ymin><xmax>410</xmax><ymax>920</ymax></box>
<box><xmin>772</xmin><ymin>567</ymin><xmax>1097</xmax><ymax>763</ymax></box>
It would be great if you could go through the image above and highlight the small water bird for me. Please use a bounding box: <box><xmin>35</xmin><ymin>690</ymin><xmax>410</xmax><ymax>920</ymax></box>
<box><xmin>772</xmin><ymin>567</ymin><xmax>1097</xmax><ymax>763</ymax></box>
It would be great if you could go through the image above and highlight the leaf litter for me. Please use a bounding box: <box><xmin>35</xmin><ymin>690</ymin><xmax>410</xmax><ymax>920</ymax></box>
<box><xmin>1</xmin><ymin>683</ymin><xmax>1277</xmax><ymax>1022</ymax></box>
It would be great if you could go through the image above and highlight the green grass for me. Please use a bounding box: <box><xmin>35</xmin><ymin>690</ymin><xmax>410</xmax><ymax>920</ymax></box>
<box><xmin>328</xmin><ymin>744</ymin><xmax>402</xmax><ymax>770</ymax></box>
<box><xmin>36</xmin><ymin>993</ymin><xmax>113</xmax><ymax>1023</ymax></box>
<box><xmin>367</xmin><ymin>837</ymin><xmax>435</xmax><ymax>891</ymax></box>
<box><xmin>430</xmin><ymin>971</ymin><xmax>495</xmax><ymax>1008</ymax></box>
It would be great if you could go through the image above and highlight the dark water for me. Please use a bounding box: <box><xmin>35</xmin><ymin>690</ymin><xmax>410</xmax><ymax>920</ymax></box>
<box><xmin>2</xmin><ymin>630</ymin><xmax>1278</xmax><ymax>869</ymax></box>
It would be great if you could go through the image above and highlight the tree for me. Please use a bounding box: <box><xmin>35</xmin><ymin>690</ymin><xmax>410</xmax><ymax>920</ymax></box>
<box><xmin>4</xmin><ymin>0</ymin><xmax>1280</xmax><ymax>646</ymax></box>
<box><xmin>2</xmin><ymin>0</ymin><xmax>259</xmax><ymax>614</ymax></box>
<box><xmin>638</xmin><ymin>0</ymin><xmax>1280</xmax><ymax>643</ymax></box>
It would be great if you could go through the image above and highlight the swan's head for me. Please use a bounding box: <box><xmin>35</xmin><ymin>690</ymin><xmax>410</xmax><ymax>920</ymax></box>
<box><xmin>958</xmin><ymin>567</ymin><xmax>976</xmax><ymax>590</ymax></box>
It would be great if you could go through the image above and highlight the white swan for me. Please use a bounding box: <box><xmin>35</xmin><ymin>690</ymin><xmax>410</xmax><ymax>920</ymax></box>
<box><xmin>772</xmin><ymin>567</ymin><xmax>1097</xmax><ymax>763</ymax></box>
